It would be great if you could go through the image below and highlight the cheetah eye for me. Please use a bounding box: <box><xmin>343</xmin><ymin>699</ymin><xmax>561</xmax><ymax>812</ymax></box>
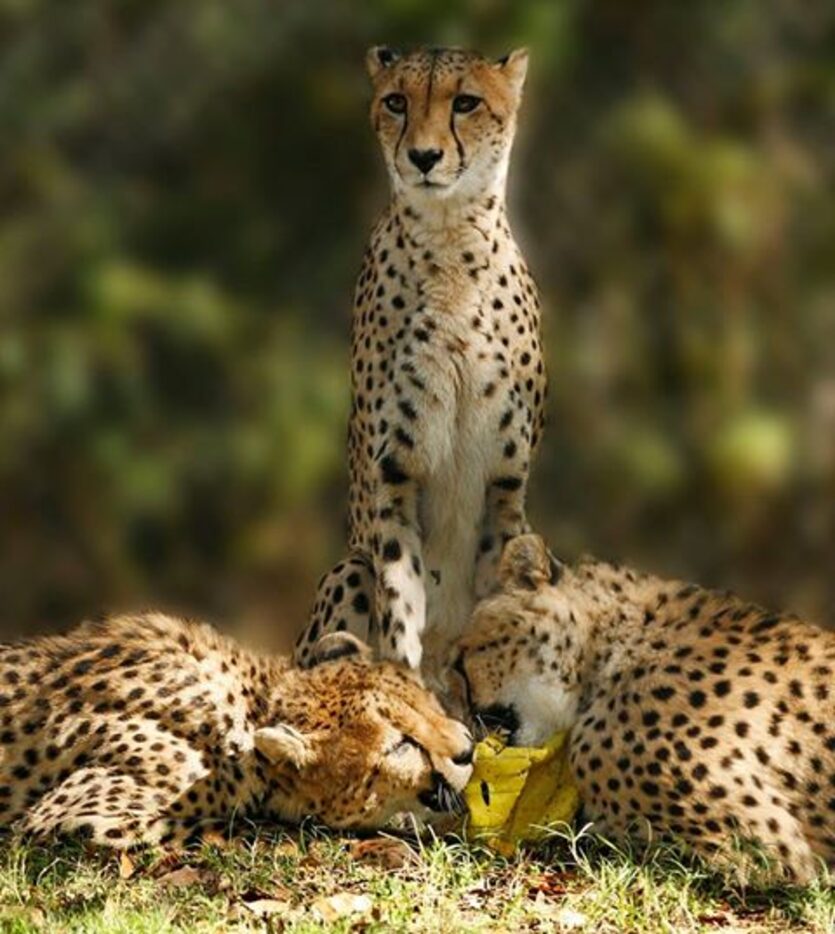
<box><xmin>386</xmin><ymin>735</ymin><xmax>420</xmax><ymax>756</ymax></box>
<box><xmin>452</xmin><ymin>94</ymin><xmax>481</xmax><ymax>114</ymax></box>
<box><xmin>382</xmin><ymin>93</ymin><xmax>407</xmax><ymax>115</ymax></box>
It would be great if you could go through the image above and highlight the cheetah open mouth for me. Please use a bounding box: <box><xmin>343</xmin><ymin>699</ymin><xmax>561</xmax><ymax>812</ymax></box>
<box><xmin>418</xmin><ymin>774</ymin><xmax>466</xmax><ymax>813</ymax></box>
<box><xmin>473</xmin><ymin>704</ymin><xmax>520</xmax><ymax>746</ymax></box>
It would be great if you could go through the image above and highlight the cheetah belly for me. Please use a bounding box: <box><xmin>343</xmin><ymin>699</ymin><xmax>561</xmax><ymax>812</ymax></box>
<box><xmin>417</xmin><ymin>345</ymin><xmax>502</xmax><ymax>672</ymax></box>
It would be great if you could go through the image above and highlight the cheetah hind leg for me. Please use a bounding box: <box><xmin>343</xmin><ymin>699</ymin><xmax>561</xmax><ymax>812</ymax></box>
<box><xmin>695</xmin><ymin>813</ymin><xmax>822</xmax><ymax>885</ymax></box>
<box><xmin>17</xmin><ymin>767</ymin><xmax>237</xmax><ymax>850</ymax></box>
<box><xmin>620</xmin><ymin>808</ymin><xmax>821</xmax><ymax>885</ymax></box>
<box><xmin>294</xmin><ymin>553</ymin><xmax>376</xmax><ymax>667</ymax></box>
<box><xmin>15</xmin><ymin>767</ymin><xmax>165</xmax><ymax>848</ymax></box>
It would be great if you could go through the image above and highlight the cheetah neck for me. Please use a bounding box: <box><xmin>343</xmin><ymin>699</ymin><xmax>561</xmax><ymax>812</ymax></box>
<box><xmin>254</xmin><ymin>662</ymin><xmax>308</xmax><ymax>727</ymax></box>
<box><xmin>389</xmin><ymin>189</ymin><xmax>510</xmax><ymax>258</ymax></box>
<box><xmin>559</xmin><ymin>575</ymin><xmax>650</xmax><ymax>705</ymax></box>
<box><xmin>382</xmin><ymin>191</ymin><xmax>521</xmax><ymax>332</ymax></box>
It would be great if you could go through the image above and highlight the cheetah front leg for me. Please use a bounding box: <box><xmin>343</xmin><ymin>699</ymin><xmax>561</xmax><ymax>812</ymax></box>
<box><xmin>293</xmin><ymin>553</ymin><xmax>375</xmax><ymax>667</ymax></box>
<box><xmin>474</xmin><ymin>468</ymin><xmax>530</xmax><ymax>601</ymax></box>
<box><xmin>373</xmin><ymin>454</ymin><xmax>426</xmax><ymax>669</ymax></box>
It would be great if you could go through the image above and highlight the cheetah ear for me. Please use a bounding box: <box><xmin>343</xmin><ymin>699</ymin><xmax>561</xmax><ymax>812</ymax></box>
<box><xmin>548</xmin><ymin>550</ymin><xmax>564</xmax><ymax>586</ymax></box>
<box><xmin>307</xmin><ymin>632</ymin><xmax>372</xmax><ymax>669</ymax></box>
<box><xmin>254</xmin><ymin>724</ymin><xmax>315</xmax><ymax>769</ymax></box>
<box><xmin>499</xmin><ymin>534</ymin><xmax>559</xmax><ymax>592</ymax></box>
<box><xmin>366</xmin><ymin>46</ymin><xmax>401</xmax><ymax>79</ymax></box>
<box><xmin>495</xmin><ymin>48</ymin><xmax>529</xmax><ymax>95</ymax></box>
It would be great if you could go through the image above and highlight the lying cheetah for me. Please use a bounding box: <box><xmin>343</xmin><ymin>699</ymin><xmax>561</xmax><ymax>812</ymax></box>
<box><xmin>0</xmin><ymin>613</ymin><xmax>473</xmax><ymax>848</ymax></box>
<box><xmin>454</xmin><ymin>535</ymin><xmax>835</xmax><ymax>881</ymax></box>
<box><xmin>295</xmin><ymin>46</ymin><xmax>546</xmax><ymax>675</ymax></box>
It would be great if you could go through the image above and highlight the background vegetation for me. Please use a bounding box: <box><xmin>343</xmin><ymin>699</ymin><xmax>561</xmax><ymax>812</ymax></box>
<box><xmin>2</xmin><ymin>0</ymin><xmax>833</xmax><ymax>648</ymax></box>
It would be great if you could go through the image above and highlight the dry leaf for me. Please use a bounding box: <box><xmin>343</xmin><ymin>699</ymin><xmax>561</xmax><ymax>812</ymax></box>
<box><xmin>118</xmin><ymin>852</ymin><xmax>136</xmax><ymax>880</ymax></box>
<box><xmin>311</xmin><ymin>892</ymin><xmax>373</xmax><ymax>923</ymax></box>
<box><xmin>240</xmin><ymin>885</ymin><xmax>292</xmax><ymax>904</ymax></box>
<box><xmin>200</xmin><ymin>829</ymin><xmax>229</xmax><ymax>849</ymax></box>
<box><xmin>556</xmin><ymin>907</ymin><xmax>587</xmax><ymax>929</ymax></box>
<box><xmin>242</xmin><ymin>898</ymin><xmax>291</xmax><ymax>918</ymax></box>
<box><xmin>460</xmin><ymin>878</ymin><xmax>497</xmax><ymax>911</ymax></box>
<box><xmin>269</xmin><ymin>882</ymin><xmax>294</xmax><ymax>902</ymax></box>
<box><xmin>148</xmin><ymin>852</ymin><xmax>183</xmax><ymax>877</ymax></box>
<box><xmin>349</xmin><ymin>838</ymin><xmax>416</xmax><ymax>870</ymax></box>
<box><xmin>274</xmin><ymin>838</ymin><xmax>300</xmax><ymax>858</ymax></box>
<box><xmin>527</xmin><ymin>871</ymin><xmax>574</xmax><ymax>898</ymax></box>
<box><xmin>298</xmin><ymin>840</ymin><xmax>329</xmax><ymax>869</ymax></box>
<box><xmin>156</xmin><ymin>865</ymin><xmax>208</xmax><ymax>888</ymax></box>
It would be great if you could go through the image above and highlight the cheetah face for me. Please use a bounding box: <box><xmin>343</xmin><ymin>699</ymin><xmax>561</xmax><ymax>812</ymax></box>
<box><xmin>452</xmin><ymin>535</ymin><xmax>590</xmax><ymax>747</ymax></box>
<box><xmin>366</xmin><ymin>46</ymin><xmax>528</xmax><ymax>202</ymax></box>
<box><xmin>257</xmin><ymin>634</ymin><xmax>474</xmax><ymax>830</ymax></box>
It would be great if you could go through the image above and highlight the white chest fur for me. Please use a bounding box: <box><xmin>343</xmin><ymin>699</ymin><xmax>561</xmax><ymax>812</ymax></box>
<box><xmin>412</xmin><ymin>274</ymin><xmax>515</xmax><ymax>667</ymax></box>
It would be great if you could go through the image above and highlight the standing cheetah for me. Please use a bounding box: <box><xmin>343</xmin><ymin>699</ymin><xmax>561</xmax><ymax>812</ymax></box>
<box><xmin>454</xmin><ymin>535</ymin><xmax>835</xmax><ymax>881</ymax></box>
<box><xmin>0</xmin><ymin>613</ymin><xmax>473</xmax><ymax>848</ymax></box>
<box><xmin>295</xmin><ymin>47</ymin><xmax>546</xmax><ymax>676</ymax></box>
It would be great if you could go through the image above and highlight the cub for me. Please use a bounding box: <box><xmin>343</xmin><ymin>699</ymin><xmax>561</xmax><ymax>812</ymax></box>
<box><xmin>454</xmin><ymin>535</ymin><xmax>835</xmax><ymax>881</ymax></box>
<box><xmin>295</xmin><ymin>46</ymin><xmax>546</xmax><ymax>676</ymax></box>
<box><xmin>0</xmin><ymin>613</ymin><xmax>473</xmax><ymax>848</ymax></box>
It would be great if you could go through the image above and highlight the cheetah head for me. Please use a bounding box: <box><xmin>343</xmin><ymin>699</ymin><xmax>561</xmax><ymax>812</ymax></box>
<box><xmin>257</xmin><ymin>633</ymin><xmax>474</xmax><ymax>830</ymax></box>
<box><xmin>451</xmin><ymin>534</ymin><xmax>594</xmax><ymax>747</ymax></box>
<box><xmin>366</xmin><ymin>45</ymin><xmax>528</xmax><ymax>202</ymax></box>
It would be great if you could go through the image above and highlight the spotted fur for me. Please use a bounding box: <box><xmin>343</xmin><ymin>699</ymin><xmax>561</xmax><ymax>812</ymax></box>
<box><xmin>0</xmin><ymin>614</ymin><xmax>473</xmax><ymax>848</ymax></box>
<box><xmin>455</xmin><ymin>535</ymin><xmax>835</xmax><ymax>881</ymax></box>
<box><xmin>295</xmin><ymin>46</ymin><xmax>546</xmax><ymax>677</ymax></box>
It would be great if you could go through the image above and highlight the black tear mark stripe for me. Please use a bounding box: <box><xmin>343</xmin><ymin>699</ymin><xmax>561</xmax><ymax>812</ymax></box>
<box><xmin>393</xmin><ymin>79</ymin><xmax>409</xmax><ymax>169</ymax></box>
<box><xmin>449</xmin><ymin>76</ymin><xmax>466</xmax><ymax>171</ymax></box>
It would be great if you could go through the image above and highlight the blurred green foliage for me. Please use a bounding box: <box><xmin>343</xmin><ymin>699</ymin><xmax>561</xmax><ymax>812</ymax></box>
<box><xmin>1</xmin><ymin>0</ymin><xmax>833</xmax><ymax>645</ymax></box>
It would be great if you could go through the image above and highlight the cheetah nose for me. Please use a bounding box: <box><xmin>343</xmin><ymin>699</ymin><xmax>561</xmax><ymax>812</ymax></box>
<box><xmin>408</xmin><ymin>148</ymin><xmax>443</xmax><ymax>174</ymax></box>
<box><xmin>452</xmin><ymin>741</ymin><xmax>475</xmax><ymax>767</ymax></box>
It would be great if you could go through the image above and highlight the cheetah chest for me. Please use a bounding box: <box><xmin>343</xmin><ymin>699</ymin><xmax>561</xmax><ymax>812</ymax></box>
<box><xmin>410</xmin><ymin>312</ymin><xmax>514</xmax><ymax>658</ymax></box>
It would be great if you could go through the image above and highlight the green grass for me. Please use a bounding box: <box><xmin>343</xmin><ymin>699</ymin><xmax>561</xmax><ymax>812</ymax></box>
<box><xmin>0</xmin><ymin>827</ymin><xmax>833</xmax><ymax>933</ymax></box>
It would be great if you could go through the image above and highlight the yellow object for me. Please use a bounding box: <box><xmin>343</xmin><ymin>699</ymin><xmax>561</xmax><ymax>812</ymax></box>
<box><xmin>464</xmin><ymin>731</ymin><xmax>580</xmax><ymax>854</ymax></box>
